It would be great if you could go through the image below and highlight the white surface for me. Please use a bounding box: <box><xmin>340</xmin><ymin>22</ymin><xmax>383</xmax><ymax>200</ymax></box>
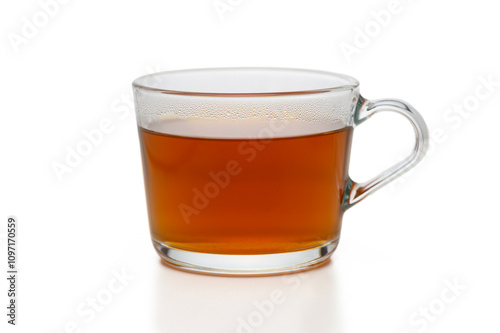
<box><xmin>1</xmin><ymin>0</ymin><xmax>499</xmax><ymax>332</ymax></box>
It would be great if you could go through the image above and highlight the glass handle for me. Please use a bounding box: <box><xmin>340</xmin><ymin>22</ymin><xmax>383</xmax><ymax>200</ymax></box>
<box><xmin>345</xmin><ymin>97</ymin><xmax>429</xmax><ymax>209</ymax></box>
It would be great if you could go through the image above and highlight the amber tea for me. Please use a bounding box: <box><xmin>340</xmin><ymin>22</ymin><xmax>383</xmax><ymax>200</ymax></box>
<box><xmin>139</xmin><ymin>119</ymin><xmax>353</xmax><ymax>255</ymax></box>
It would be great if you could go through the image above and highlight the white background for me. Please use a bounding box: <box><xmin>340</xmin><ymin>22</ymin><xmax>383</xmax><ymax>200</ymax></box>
<box><xmin>1</xmin><ymin>0</ymin><xmax>499</xmax><ymax>332</ymax></box>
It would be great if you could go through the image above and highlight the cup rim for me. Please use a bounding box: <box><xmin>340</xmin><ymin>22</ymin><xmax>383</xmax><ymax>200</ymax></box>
<box><xmin>132</xmin><ymin>67</ymin><xmax>360</xmax><ymax>97</ymax></box>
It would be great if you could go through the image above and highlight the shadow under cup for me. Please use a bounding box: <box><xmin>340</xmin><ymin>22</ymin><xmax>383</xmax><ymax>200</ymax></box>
<box><xmin>132</xmin><ymin>68</ymin><xmax>428</xmax><ymax>275</ymax></box>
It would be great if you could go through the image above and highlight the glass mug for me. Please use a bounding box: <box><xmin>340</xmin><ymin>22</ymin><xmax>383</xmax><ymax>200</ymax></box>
<box><xmin>133</xmin><ymin>68</ymin><xmax>428</xmax><ymax>275</ymax></box>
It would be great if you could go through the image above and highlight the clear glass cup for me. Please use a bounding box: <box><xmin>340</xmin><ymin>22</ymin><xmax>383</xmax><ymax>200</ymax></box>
<box><xmin>133</xmin><ymin>68</ymin><xmax>428</xmax><ymax>275</ymax></box>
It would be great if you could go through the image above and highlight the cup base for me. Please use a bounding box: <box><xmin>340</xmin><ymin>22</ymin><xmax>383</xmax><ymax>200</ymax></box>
<box><xmin>153</xmin><ymin>239</ymin><xmax>338</xmax><ymax>276</ymax></box>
